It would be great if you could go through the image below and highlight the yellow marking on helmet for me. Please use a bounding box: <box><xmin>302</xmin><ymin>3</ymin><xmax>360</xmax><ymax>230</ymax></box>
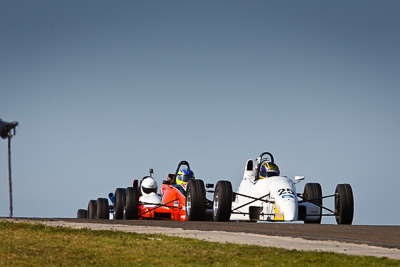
<box><xmin>267</xmin><ymin>162</ymin><xmax>278</xmax><ymax>170</ymax></box>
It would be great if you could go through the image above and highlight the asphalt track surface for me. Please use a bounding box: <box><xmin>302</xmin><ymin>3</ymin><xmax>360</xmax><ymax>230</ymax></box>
<box><xmin>7</xmin><ymin>217</ymin><xmax>400</xmax><ymax>250</ymax></box>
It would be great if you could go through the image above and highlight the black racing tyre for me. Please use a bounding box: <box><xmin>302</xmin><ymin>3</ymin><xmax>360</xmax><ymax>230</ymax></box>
<box><xmin>103</xmin><ymin>198</ymin><xmax>110</xmax><ymax>219</ymax></box>
<box><xmin>114</xmin><ymin>188</ymin><xmax>126</xmax><ymax>220</ymax></box>
<box><xmin>88</xmin><ymin>200</ymin><xmax>97</xmax><ymax>219</ymax></box>
<box><xmin>96</xmin><ymin>198</ymin><xmax>104</xmax><ymax>219</ymax></box>
<box><xmin>77</xmin><ymin>209</ymin><xmax>87</xmax><ymax>219</ymax></box>
<box><xmin>97</xmin><ymin>198</ymin><xmax>109</xmax><ymax>219</ymax></box>
<box><xmin>303</xmin><ymin>183</ymin><xmax>322</xmax><ymax>224</ymax></box>
<box><xmin>249</xmin><ymin>206</ymin><xmax>263</xmax><ymax>221</ymax></box>
<box><xmin>124</xmin><ymin>187</ymin><xmax>139</xmax><ymax>220</ymax></box>
<box><xmin>186</xmin><ymin>179</ymin><xmax>206</xmax><ymax>221</ymax></box>
<box><xmin>213</xmin><ymin>181</ymin><xmax>233</xmax><ymax>222</ymax></box>
<box><xmin>335</xmin><ymin>184</ymin><xmax>354</xmax><ymax>225</ymax></box>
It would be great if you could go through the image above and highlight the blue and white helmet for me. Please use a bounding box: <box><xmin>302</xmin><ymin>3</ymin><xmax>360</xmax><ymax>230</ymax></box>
<box><xmin>259</xmin><ymin>162</ymin><xmax>280</xmax><ymax>179</ymax></box>
<box><xmin>176</xmin><ymin>169</ymin><xmax>195</xmax><ymax>185</ymax></box>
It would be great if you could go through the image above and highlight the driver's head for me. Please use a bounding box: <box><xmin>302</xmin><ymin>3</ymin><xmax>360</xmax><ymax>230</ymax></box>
<box><xmin>259</xmin><ymin>162</ymin><xmax>280</xmax><ymax>179</ymax></box>
<box><xmin>176</xmin><ymin>169</ymin><xmax>195</xmax><ymax>185</ymax></box>
<box><xmin>140</xmin><ymin>177</ymin><xmax>158</xmax><ymax>195</ymax></box>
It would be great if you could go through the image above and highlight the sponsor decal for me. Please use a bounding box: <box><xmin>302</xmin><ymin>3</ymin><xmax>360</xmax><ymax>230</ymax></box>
<box><xmin>282</xmin><ymin>194</ymin><xmax>294</xmax><ymax>199</ymax></box>
<box><xmin>174</xmin><ymin>201</ymin><xmax>179</xmax><ymax>207</ymax></box>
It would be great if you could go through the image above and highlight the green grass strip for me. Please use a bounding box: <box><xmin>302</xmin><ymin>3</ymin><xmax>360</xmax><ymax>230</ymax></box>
<box><xmin>0</xmin><ymin>221</ymin><xmax>398</xmax><ymax>266</ymax></box>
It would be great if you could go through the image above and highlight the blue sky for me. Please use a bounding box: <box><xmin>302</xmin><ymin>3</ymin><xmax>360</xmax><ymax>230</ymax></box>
<box><xmin>1</xmin><ymin>1</ymin><xmax>399</xmax><ymax>225</ymax></box>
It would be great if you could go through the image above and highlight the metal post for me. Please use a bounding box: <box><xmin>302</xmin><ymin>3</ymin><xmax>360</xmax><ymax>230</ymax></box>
<box><xmin>8</xmin><ymin>136</ymin><xmax>13</xmax><ymax>218</ymax></box>
<box><xmin>1</xmin><ymin>119</ymin><xmax>18</xmax><ymax>218</ymax></box>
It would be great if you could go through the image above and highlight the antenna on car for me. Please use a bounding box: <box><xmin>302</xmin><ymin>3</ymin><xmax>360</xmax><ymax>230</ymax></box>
<box><xmin>149</xmin><ymin>168</ymin><xmax>154</xmax><ymax>177</ymax></box>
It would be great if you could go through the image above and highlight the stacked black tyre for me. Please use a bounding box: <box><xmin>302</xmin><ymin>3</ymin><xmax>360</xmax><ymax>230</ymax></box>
<box><xmin>88</xmin><ymin>199</ymin><xmax>97</xmax><ymax>219</ymax></box>
<box><xmin>77</xmin><ymin>209</ymin><xmax>88</xmax><ymax>219</ymax></box>
<box><xmin>213</xmin><ymin>181</ymin><xmax>233</xmax><ymax>222</ymax></box>
<box><xmin>113</xmin><ymin>188</ymin><xmax>126</xmax><ymax>220</ymax></box>
<box><xmin>96</xmin><ymin>198</ymin><xmax>109</xmax><ymax>219</ymax></box>
<box><xmin>82</xmin><ymin>198</ymin><xmax>110</xmax><ymax>219</ymax></box>
<box><xmin>335</xmin><ymin>184</ymin><xmax>354</xmax><ymax>225</ymax></box>
<box><xmin>303</xmin><ymin>183</ymin><xmax>322</xmax><ymax>224</ymax></box>
<box><xmin>186</xmin><ymin>179</ymin><xmax>206</xmax><ymax>221</ymax></box>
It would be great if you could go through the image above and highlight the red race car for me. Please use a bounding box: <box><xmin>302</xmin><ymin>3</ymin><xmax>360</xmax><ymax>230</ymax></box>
<box><xmin>111</xmin><ymin>161</ymin><xmax>213</xmax><ymax>221</ymax></box>
<box><xmin>160</xmin><ymin>160</ymin><xmax>213</xmax><ymax>221</ymax></box>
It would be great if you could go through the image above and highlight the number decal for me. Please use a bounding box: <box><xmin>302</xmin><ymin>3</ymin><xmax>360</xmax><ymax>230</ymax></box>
<box><xmin>278</xmin><ymin>189</ymin><xmax>285</xmax><ymax>196</ymax></box>
<box><xmin>278</xmin><ymin>188</ymin><xmax>294</xmax><ymax>196</ymax></box>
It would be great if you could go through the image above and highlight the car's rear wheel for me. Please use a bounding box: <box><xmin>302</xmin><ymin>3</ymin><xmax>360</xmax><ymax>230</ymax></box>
<box><xmin>124</xmin><ymin>187</ymin><xmax>139</xmax><ymax>219</ymax></box>
<box><xmin>77</xmin><ymin>209</ymin><xmax>87</xmax><ymax>219</ymax></box>
<box><xmin>303</xmin><ymin>183</ymin><xmax>322</xmax><ymax>224</ymax></box>
<box><xmin>88</xmin><ymin>200</ymin><xmax>97</xmax><ymax>219</ymax></box>
<box><xmin>114</xmin><ymin>188</ymin><xmax>126</xmax><ymax>220</ymax></box>
<box><xmin>186</xmin><ymin>179</ymin><xmax>206</xmax><ymax>221</ymax></box>
<box><xmin>335</xmin><ymin>184</ymin><xmax>354</xmax><ymax>225</ymax></box>
<box><xmin>213</xmin><ymin>181</ymin><xmax>232</xmax><ymax>222</ymax></box>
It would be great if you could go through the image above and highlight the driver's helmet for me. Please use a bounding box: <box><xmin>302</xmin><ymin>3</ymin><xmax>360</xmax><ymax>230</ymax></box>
<box><xmin>176</xmin><ymin>169</ymin><xmax>195</xmax><ymax>185</ymax></box>
<box><xmin>259</xmin><ymin>162</ymin><xmax>280</xmax><ymax>179</ymax></box>
<box><xmin>141</xmin><ymin>177</ymin><xmax>158</xmax><ymax>195</ymax></box>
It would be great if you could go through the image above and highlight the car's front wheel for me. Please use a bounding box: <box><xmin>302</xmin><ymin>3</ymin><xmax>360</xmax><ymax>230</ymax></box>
<box><xmin>335</xmin><ymin>184</ymin><xmax>354</xmax><ymax>225</ymax></box>
<box><xmin>186</xmin><ymin>179</ymin><xmax>206</xmax><ymax>221</ymax></box>
<box><xmin>124</xmin><ymin>187</ymin><xmax>139</xmax><ymax>220</ymax></box>
<box><xmin>303</xmin><ymin>183</ymin><xmax>322</xmax><ymax>224</ymax></box>
<box><xmin>213</xmin><ymin>181</ymin><xmax>232</xmax><ymax>222</ymax></box>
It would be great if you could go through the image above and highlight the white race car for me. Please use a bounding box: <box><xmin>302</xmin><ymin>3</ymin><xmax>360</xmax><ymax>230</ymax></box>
<box><xmin>212</xmin><ymin>152</ymin><xmax>354</xmax><ymax>224</ymax></box>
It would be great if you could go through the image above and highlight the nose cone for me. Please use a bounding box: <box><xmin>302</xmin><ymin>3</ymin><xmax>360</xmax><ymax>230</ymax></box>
<box><xmin>276</xmin><ymin>196</ymin><xmax>297</xmax><ymax>221</ymax></box>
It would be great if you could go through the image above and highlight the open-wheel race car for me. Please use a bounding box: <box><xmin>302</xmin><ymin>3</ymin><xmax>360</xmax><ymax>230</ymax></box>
<box><xmin>77</xmin><ymin>161</ymin><xmax>214</xmax><ymax>221</ymax></box>
<box><xmin>211</xmin><ymin>152</ymin><xmax>354</xmax><ymax>224</ymax></box>
<box><xmin>111</xmin><ymin>168</ymin><xmax>168</xmax><ymax>220</ymax></box>
<box><xmin>160</xmin><ymin>160</ymin><xmax>214</xmax><ymax>221</ymax></box>
<box><xmin>113</xmin><ymin>160</ymin><xmax>213</xmax><ymax>221</ymax></box>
